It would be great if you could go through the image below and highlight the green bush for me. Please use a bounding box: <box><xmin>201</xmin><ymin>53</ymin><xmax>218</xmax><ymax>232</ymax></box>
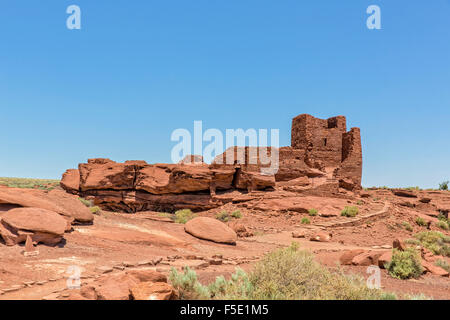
<box><xmin>414</xmin><ymin>231</ymin><xmax>450</xmax><ymax>257</ymax></box>
<box><xmin>89</xmin><ymin>206</ymin><xmax>101</xmax><ymax>214</ymax></box>
<box><xmin>231</xmin><ymin>210</ymin><xmax>242</xmax><ymax>219</ymax></box>
<box><xmin>437</xmin><ymin>212</ymin><xmax>449</xmax><ymax>222</ymax></box>
<box><xmin>174</xmin><ymin>209</ymin><xmax>196</xmax><ymax>224</ymax></box>
<box><xmin>170</xmin><ymin>244</ymin><xmax>396</xmax><ymax>300</ymax></box>
<box><xmin>356</xmin><ymin>200</ymin><xmax>363</xmax><ymax>206</ymax></box>
<box><xmin>387</xmin><ymin>248</ymin><xmax>423</xmax><ymax>280</ymax></box>
<box><xmin>436</xmin><ymin>220</ymin><xmax>449</xmax><ymax>231</ymax></box>
<box><xmin>216</xmin><ymin>211</ymin><xmax>230</xmax><ymax>222</ymax></box>
<box><xmin>308</xmin><ymin>209</ymin><xmax>318</xmax><ymax>216</ymax></box>
<box><xmin>415</xmin><ymin>217</ymin><xmax>427</xmax><ymax>227</ymax></box>
<box><xmin>169</xmin><ymin>266</ymin><xmax>253</xmax><ymax>300</ymax></box>
<box><xmin>402</xmin><ymin>222</ymin><xmax>413</xmax><ymax>232</ymax></box>
<box><xmin>439</xmin><ymin>181</ymin><xmax>449</xmax><ymax>191</ymax></box>
<box><xmin>169</xmin><ymin>267</ymin><xmax>210</xmax><ymax>299</ymax></box>
<box><xmin>207</xmin><ymin>269</ymin><xmax>254</xmax><ymax>299</ymax></box>
<box><xmin>301</xmin><ymin>217</ymin><xmax>310</xmax><ymax>224</ymax></box>
<box><xmin>341</xmin><ymin>206</ymin><xmax>359</xmax><ymax>217</ymax></box>
<box><xmin>249</xmin><ymin>244</ymin><xmax>394</xmax><ymax>300</ymax></box>
<box><xmin>79</xmin><ymin>197</ymin><xmax>93</xmax><ymax>207</ymax></box>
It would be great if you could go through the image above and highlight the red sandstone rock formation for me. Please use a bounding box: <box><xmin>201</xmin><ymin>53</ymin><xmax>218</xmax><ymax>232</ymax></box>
<box><xmin>0</xmin><ymin>207</ymin><xmax>68</xmax><ymax>246</ymax></box>
<box><xmin>60</xmin><ymin>114</ymin><xmax>363</xmax><ymax>212</ymax></box>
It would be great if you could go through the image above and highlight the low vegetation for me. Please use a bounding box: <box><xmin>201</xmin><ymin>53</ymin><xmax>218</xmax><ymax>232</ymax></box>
<box><xmin>174</xmin><ymin>209</ymin><xmax>197</xmax><ymax>224</ymax></box>
<box><xmin>413</xmin><ymin>231</ymin><xmax>450</xmax><ymax>257</ymax></box>
<box><xmin>0</xmin><ymin>177</ymin><xmax>60</xmax><ymax>191</ymax></box>
<box><xmin>402</xmin><ymin>221</ymin><xmax>413</xmax><ymax>232</ymax></box>
<box><xmin>301</xmin><ymin>217</ymin><xmax>310</xmax><ymax>224</ymax></box>
<box><xmin>169</xmin><ymin>244</ymin><xmax>396</xmax><ymax>300</ymax></box>
<box><xmin>341</xmin><ymin>206</ymin><xmax>359</xmax><ymax>217</ymax></box>
<box><xmin>216</xmin><ymin>210</ymin><xmax>243</xmax><ymax>222</ymax></box>
<box><xmin>215</xmin><ymin>211</ymin><xmax>230</xmax><ymax>222</ymax></box>
<box><xmin>308</xmin><ymin>209</ymin><xmax>318</xmax><ymax>216</ymax></box>
<box><xmin>231</xmin><ymin>210</ymin><xmax>242</xmax><ymax>219</ymax></box>
<box><xmin>90</xmin><ymin>206</ymin><xmax>101</xmax><ymax>214</ymax></box>
<box><xmin>79</xmin><ymin>197</ymin><xmax>93</xmax><ymax>207</ymax></box>
<box><xmin>436</xmin><ymin>220</ymin><xmax>449</xmax><ymax>230</ymax></box>
<box><xmin>437</xmin><ymin>213</ymin><xmax>449</xmax><ymax>230</ymax></box>
<box><xmin>387</xmin><ymin>248</ymin><xmax>423</xmax><ymax>280</ymax></box>
<box><xmin>415</xmin><ymin>217</ymin><xmax>427</xmax><ymax>227</ymax></box>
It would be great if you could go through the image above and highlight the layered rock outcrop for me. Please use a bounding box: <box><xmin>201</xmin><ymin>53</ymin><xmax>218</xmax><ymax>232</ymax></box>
<box><xmin>61</xmin><ymin>114</ymin><xmax>362</xmax><ymax>212</ymax></box>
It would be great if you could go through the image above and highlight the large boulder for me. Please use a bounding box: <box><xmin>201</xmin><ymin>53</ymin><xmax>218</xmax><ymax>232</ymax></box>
<box><xmin>339</xmin><ymin>249</ymin><xmax>366</xmax><ymax>265</ymax></box>
<box><xmin>378</xmin><ymin>251</ymin><xmax>393</xmax><ymax>268</ymax></box>
<box><xmin>421</xmin><ymin>260</ymin><xmax>449</xmax><ymax>277</ymax></box>
<box><xmin>185</xmin><ymin>217</ymin><xmax>237</xmax><ymax>245</ymax></box>
<box><xmin>0</xmin><ymin>187</ymin><xmax>92</xmax><ymax>224</ymax></box>
<box><xmin>351</xmin><ymin>251</ymin><xmax>383</xmax><ymax>266</ymax></box>
<box><xmin>44</xmin><ymin>189</ymin><xmax>94</xmax><ymax>223</ymax></box>
<box><xmin>0</xmin><ymin>187</ymin><xmax>67</xmax><ymax>215</ymax></box>
<box><xmin>0</xmin><ymin>207</ymin><xmax>67</xmax><ymax>245</ymax></box>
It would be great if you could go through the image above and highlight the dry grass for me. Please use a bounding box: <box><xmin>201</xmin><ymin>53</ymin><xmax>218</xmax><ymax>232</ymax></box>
<box><xmin>0</xmin><ymin>177</ymin><xmax>60</xmax><ymax>191</ymax></box>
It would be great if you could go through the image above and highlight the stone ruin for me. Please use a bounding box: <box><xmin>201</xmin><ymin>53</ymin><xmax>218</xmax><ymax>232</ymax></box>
<box><xmin>61</xmin><ymin>114</ymin><xmax>362</xmax><ymax>212</ymax></box>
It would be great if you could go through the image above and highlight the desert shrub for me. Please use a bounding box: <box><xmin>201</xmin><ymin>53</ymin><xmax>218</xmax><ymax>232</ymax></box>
<box><xmin>216</xmin><ymin>211</ymin><xmax>230</xmax><ymax>222</ymax></box>
<box><xmin>231</xmin><ymin>210</ymin><xmax>242</xmax><ymax>219</ymax></box>
<box><xmin>414</xmin><ymin>231</ymin><xmax>450</xmax><ymax>257</ymax></box>
<box><xmin>169</xmin><ymin>267</ymin><xmax>210</xmax><ymax>299</ymax></box>
<box><xmin>249</xmin><ymin>244</ymin><xmax>393</xmax><ymax>300</ymax></box>
<box><xmin>435</xmin><ymin>259</ymin><xmax>450</xmax><ymax>272</ymax></box>
<box><xmin>404</xmin><ymin>238</ymin><xmax>421</xmax><ymax>246</ymax></box>
<box><xmin>387</xmin><ymin>248</ymin><xmax>423</xmax><ymax>280</ymax></box>
<box><xmin>89</xmin><ymin>206</ymin><xmax>101</xmax><ymax>214</ymax></box>
<box><xmin>437</xmin><ymin>212</ymin><xmax>449</xmax><ymax>222</ymax></box>
<box><xmin>439</xmin><ymin>181</ymin><xmax>449</xmax><ymax>191</ymax></box>
<box><xmin>170</xmin><ymin>244</ymin><xmax>397</xmax><ymax>300</ymax></box>
<box><xmin>308</xmin><ymin>209</ymin><xmax>318</xmax><ymax>216</ymax></box>
<box><xmin>175</xmin><ymin>209</ymin><xmax>196</xmax><ymax>224</ymax></box>
<box><xmin>415</xmin><ymin>217</ymin><xmax>427</xmax><ymax>227</ymax></box>
<box><xmin>356</xmin><ymin>200</ymin><xmax>363</xmax><ymax>206</ymax></box>
<box><xmin>169</xmin><ymin>267</ymin><xmax>252</xmax><ymax>300</ymax></box>
<box><xmin>207</xmin><ymin>268</ymin><xmax>254</xmax><ymax>299</ymax></box>
<box><xmin>79</xmin><ymin>197</ymin><xmax>93</xmax><ymax>207</ymax></box>
<box><xmin>402</xmin><ymin>222</ymin><xmax>413</xmax><ymax>232</ymax></box>
<box><xmin>341</xmin><ymin>206</ymin><xmax>359</xmax><ymax>217</ymax></box>
<box><xmin>436</xmin><ymin>220</ymin><xmax>449</xmax><ymax>231</ymax></box>
<box><xmin>301</xmin><ymin>217</ymin><xmax>310</xmax><ymax>224</ymax></box>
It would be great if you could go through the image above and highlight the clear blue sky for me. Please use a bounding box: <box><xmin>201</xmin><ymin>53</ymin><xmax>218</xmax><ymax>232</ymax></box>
<box><xmin>1</xmin><ymin>1</ymin><xmax>449</xmax><ymax>188</ymax></box>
